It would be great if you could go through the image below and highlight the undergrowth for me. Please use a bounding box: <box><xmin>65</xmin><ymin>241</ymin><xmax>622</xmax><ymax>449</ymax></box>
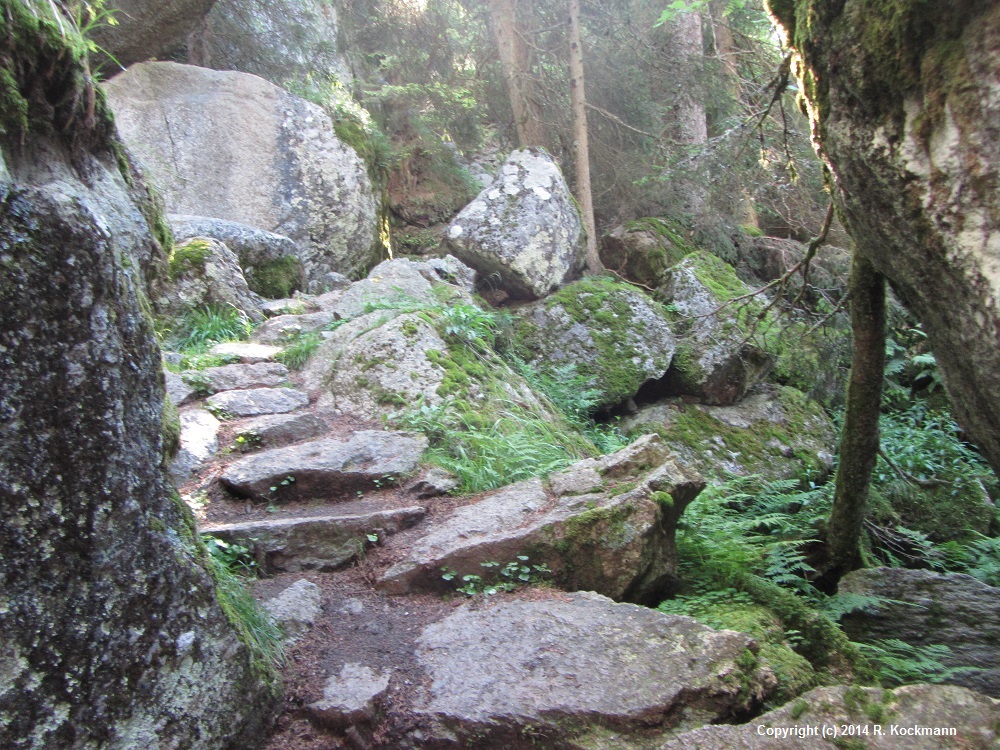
<box><xmin>160</xmin><ymin>304</ymin><xmax>254</xmax><ymax>355</ymax></box>
<box><xmin>275</xmin><ymin>330</ymin><xmax>323</xmax><ymax>371</ymax></box>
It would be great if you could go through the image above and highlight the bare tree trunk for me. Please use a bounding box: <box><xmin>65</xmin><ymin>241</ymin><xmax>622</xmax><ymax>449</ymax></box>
<box><xmin>823</xmin><ymin>252</ymin><xmax>886</xmax><ymax>581</ymax></box>
<box><xmin>567</xmin><ymin>0</ymin><xmax>601</xmax><ymax>273</ymax></box>
<box><xmin>490</xmin><ymin>0</ymin><xmax>546</xmax><ymax>147</ymax></box>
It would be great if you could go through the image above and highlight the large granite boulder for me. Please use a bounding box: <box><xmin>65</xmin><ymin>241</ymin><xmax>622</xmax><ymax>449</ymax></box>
<box><xmin>0</xmin><ymin>8</ymin><xmax>278</xmax><ymax>746</ymax></box>
<box><xmin>91</xmin><ymin>0</ymin><xmax>217</xmax><ymax>70</ymax></box>
<box><xmin>766</xmin><ymin>2</ymin><xmax>1000</xmax><ymax>479</ymax></box>
<box><xmin>104</xmin><ymin>62</ymin><xmax>379</xmax><ymax>284</ymax></box>
<box><xmin>659</xmin><ymin>683</ymin><xmax>1000</xmax><ymax>749</ymax></box>
<box><xmin>379</xmin><ymin>435</ymin><xmax>706</xmax><ymax>603</ymax></box>
<box><xmin>182</xmin><ymin>0</ymin><xmax>353</xmax><ymax>88</ymax></box>
<box><xmin>411</xmin><ymin>592</ymin><xmax>775</xmax><ymax>747</ymax></box>
<box><xmin>623</xmin><ymin>384</ymin><xmax>837</xmax><ymax>484</ymax></box>
<box><xmin>839</xmin><ymin>568</ymin><xmax>1000</xmax><ymax>698</ymax></box>
<box><xmin>159</xmin><ymin>237</ymin><xmax>264</xmax><ymax>322</ymax></box>
<box><xmin>658</xmin><ymin>251</ymin><xmax>774</xmax><ymax>405</ymax></box>
<box><xmin>445</xmin><ymin>148</ymin><xmax>585</xmax><ymax>300</ymax></box>
<box><xmin>515</xmin><ymin>276</ymin><xmax>677</xmax><ymax>409</ymax></box>
<box><xmin>169</xmin><ymin>215</ymin><xmax>307</xmax><ymax>299</ymax></box>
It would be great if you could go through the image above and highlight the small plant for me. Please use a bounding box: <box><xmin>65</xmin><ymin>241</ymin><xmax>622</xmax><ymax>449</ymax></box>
<box><xmin>203</xmin><ymin>535</ymin><xmax>257</xmax><ymax>577</ymax></box>
<box><xmin>275</xmin><ymin>330</ymin><xmax>323</xmax><ymax>370</ymax></box>
<box><xmin>441</xmin><ymin>556</ymin><xmax>552</xmax><ymax>596</ymax></box>
<box><xmin>233</xmin><ymin>431</ymin><xmax>262</xmax><ymax>452</ymax></box>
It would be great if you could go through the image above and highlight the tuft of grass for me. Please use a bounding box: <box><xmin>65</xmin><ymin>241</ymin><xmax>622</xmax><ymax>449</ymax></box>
<box><xmin>395</xmin><ymin>397</ymin><xmax>592</xmax><ymax>494</ymax></box>
<box><xmin>165</xmin><ymin>305</ymin><xmax>254</xmax><ymax>353</ymax></box>
<box><xmin>275</xmin><ymin>331</ymin><xmax>323</xmax><ymax>371</ymax></box>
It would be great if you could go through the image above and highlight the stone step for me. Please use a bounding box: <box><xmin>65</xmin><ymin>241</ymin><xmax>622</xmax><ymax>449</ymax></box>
<box><xmin>193</xmin><ymin>362</ymin><xmax>290</xmax><ymax>393</ymax></box>
<box><xmin>209</xmin><ymin>342</ymin><xmax>281</xmax><ymax>363</ymax></box>
<box><xmin>206</xmin><ymin>387</ymin><xmax>309</xmax><ymax>418</ymax></box>
<box><xmin>219</xmin><ymin>430</ymin><xmax>427</xmax><ymax>502</ymax></box>
<box><xmin>231</xmin><ymin>412</ymin><xmax>329</xmax><ymax>450</ymax></box>
<box><xmin>170</xmin><ymin>408</ymin><xmax>220</xmax><ymax>484</ymax></box>
<box><xmin>204</xmin><ymin>504</ymin><xmax>427</xmax><ymax>573</ymax></box>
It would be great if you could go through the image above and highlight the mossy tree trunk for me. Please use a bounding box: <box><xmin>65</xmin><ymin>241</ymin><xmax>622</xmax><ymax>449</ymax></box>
<box><xmin>763</xmin><ymin>0</ymin><xmax>1000</xmax><ymax>479</ymax></box>
<box><xmin>824</xmin><ymin>253</ymin><xmax>886</xmax><ymax>580</ymax></box>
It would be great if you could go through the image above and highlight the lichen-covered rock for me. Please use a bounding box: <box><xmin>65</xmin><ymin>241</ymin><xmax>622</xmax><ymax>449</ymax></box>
<box><xmin>515</xmin><ymin>276</ymin><xmax>677</xmax><ymax>409</ymax></box>
<box><xmin>622</xmin><ymin>384</ymin><xmax>836</xmax><ymax>483</ymax></box>
<box><xmin>839</xmin><ymin>568</ymin><xmax>1000</xmax><ymax>698</ymax></box>
<box><xmin>379</xmin><ymin>436</ymin><xmax>706</xmax><ymax>603</ymax></box>
<box><xmin>210</xmin><ymin>342</ymin><xmax>281</xmax><ymax>363</ymax></box>
<box><xmin>104</xmin><ymin>62</ymin><xmax>379</xmax><ymax>284</ymax></box>
<box><xmin>182</xmin><ymin>0</ymin><xmax>353</xmax><ymax>89</ymax></box>
<box><xmin>160</xmin><ymin>237</ymin><xmax>264</xmax><ymax>322</ymax></box>
<box><xmin>207</xmin><ymin>504</ymin><xmax>427</xmax><ymax>572</ymax></box>
<box><xmin>169</xmin><ymin>215</ymin><xmax>307</xmax><ymax>299</ymax></box>
<box><xmin>411</xmin><ymin>592</ymin><xmax>774</xmax><ymax>747</ymax></box>
<box><xmin>766</xmin><ymin>2</ymin><xmax>1000</xmax><ymax>479</ymax></box>
<box><xmin>325</xmin><ymin>257</ymin><xmax>470</xmax><ymax>322</ymax></box>
<box><xmin>219</xmin><ymin>431</ymin><xmax>427</xmax><ymax>502</ymax></box>
<box><xmin>0</xmin><ymin>7</ymin><xmax>279</xmax><ymax>746</ymax></box>
<box><xmin>600</xmin><ymin>218</ymin><xmax>695</xmax><ymax>288</ymax></box>
<box><xmin>659</xmin><ymin>683</ymin><xmax>1000</xmax><ymax>750</ymax></box>
<box><xmin>91</xmin><ymin>0</ymin><xmax>216</xmax><ymax>69</ymax></box>
<box><xmin>659</xmin><ymin>251</ymin><xmax>774</xmax><ymax>405</ymax></box>
<box><xmin>445</xmin><ymin>148</ymin><xmax>585</xmax><ymax>300</ymax></box>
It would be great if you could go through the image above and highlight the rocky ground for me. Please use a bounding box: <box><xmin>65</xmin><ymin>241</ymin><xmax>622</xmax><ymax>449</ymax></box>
<box><xmin>167</xmin><ymin>275</ymin><xmax>1000</xmax><ymax>750</ymax></box>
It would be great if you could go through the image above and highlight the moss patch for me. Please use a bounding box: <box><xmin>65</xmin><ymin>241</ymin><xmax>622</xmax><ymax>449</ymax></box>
<box><xmin>168</xmin><ymin>239</ymin><xmax>213</xmax><ymax>280</ymax></box>
<box><xmin>628</xmin><ymin>386</ymin><xmax>832</xmax><ymax>484</ymax></box>
<box><xmin>161</xmin><ymin>394</ymin><xmax>181</xmax><ymax>467</ymax></box>
<box><xmin>247</xmin><ymin>255</ymin><xmax>305</xmax><ymax>299</ymax></box>
<box><xmin>519</xmin><ymin>275</ymin><xmax>671</xmax><ymax>408</ymax></box>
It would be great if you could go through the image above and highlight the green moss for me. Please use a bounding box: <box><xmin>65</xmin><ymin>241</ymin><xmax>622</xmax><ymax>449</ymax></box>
<box><xmin>168</xmin><ymin>239</ymin><xmax>213</xmax><ymax>280</ymax></box>
<box><xmin>558</xmin><ymin>503</ymin><xmax>635</xmax><ymax>553</ymax></box>
<box><xmin>248</xmin><ymin>255</ymin><xmax>304</xmax><ymax>299</ymax></box>
<box><xmin>790</xmin><ymin>698</ymin><xmax>810</xmax><ymax>719</ymax></box>
<box><xmin>685</xmin><ymin>250</ymin><xmax>756</xmax><ymax>305</ymax></box>
<box><xmin>631</xmin><ymin>386</ymin><xmax>830</xmax><ymax>483</ymax></box>
<box><xmin>526</xmin><ymin>276</ymin><xmax>669</xmax><ymax>407</ymax></box>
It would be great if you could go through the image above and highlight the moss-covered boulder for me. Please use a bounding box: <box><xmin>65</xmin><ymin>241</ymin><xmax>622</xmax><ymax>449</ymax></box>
<box><xmin>659</xmin><ymin>251</ymin><xmax>774</xmax><ymax>405</ymax></box>
<box><xmin>159</xmin><ymin>237</ymin><xmax>265</xmax><ymax>322</ymax></box>
<box><xmin>600</xmin><ymin>217</ymin><xmax>696</xmax><ymax>288</ymax></box>
<box><xmin>445</xmin><ymin>148</ymin><xmax>585</xmax><ymax>300</ymax></box>
<box><xmin>170</xmin><ymin>215</ymin><xmax>307</xmax><ymax>299</ymax></box>
<box><xmin>622</xmin><ymin>385</ymin><xmax>836</xmax><ymax>484</ymax></box>
<box><xmin>0</xmin><ymin>3</ymin><xmax>279</xmax><ymax>746</ymax></box>
<box><xmin>514</xmin><ymin>276</ymin><xmax>677</xmax><ymax>409</ymax></box>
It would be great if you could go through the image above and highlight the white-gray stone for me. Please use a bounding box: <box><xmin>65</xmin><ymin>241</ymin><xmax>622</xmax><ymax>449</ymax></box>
<box><xmin>233</xmin><ymin>412</ymin><xmax>329</xmax><ymax>449</ymax></box>
<box><xmin>159</xmin><ymin>237</ymin><xmax>264</xmax><ymax>322</ymax></box>
<box><xmin>412</xmin><ymin>593</ymin><xmax>773</xmax><ymax>746</ymax></box>
<box><xmin>206</xmin><ymin>387</ymin><xmax>309</xmax><ymax>418</ymax></box>
<box><xmin>209</xmin><ymin>342</ymin><xmax>281</xmax><ymax>363</ymax></box>
<box><xmin>262</xmin><ymin>580</ymin><xmax>322</xmax><ymax>638</ymax></box>
<box><xmin>308</xmin><ymin>663</ymin><xmax>391</xmax><ymax>730</ymax></box>
<box><xmin>445</xmin><ymin>148</ymin><xmax>585</xmax><ymax>299</ymax></box>
<box><xmin>170</xmin><ymin>408</ymin><xmax>221</xmax><ymax>484</ymax></box>
<box><xmin>195</xmin><ymin>362</ymin><xmax>290</xmax><ymax>393</ymax></box>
